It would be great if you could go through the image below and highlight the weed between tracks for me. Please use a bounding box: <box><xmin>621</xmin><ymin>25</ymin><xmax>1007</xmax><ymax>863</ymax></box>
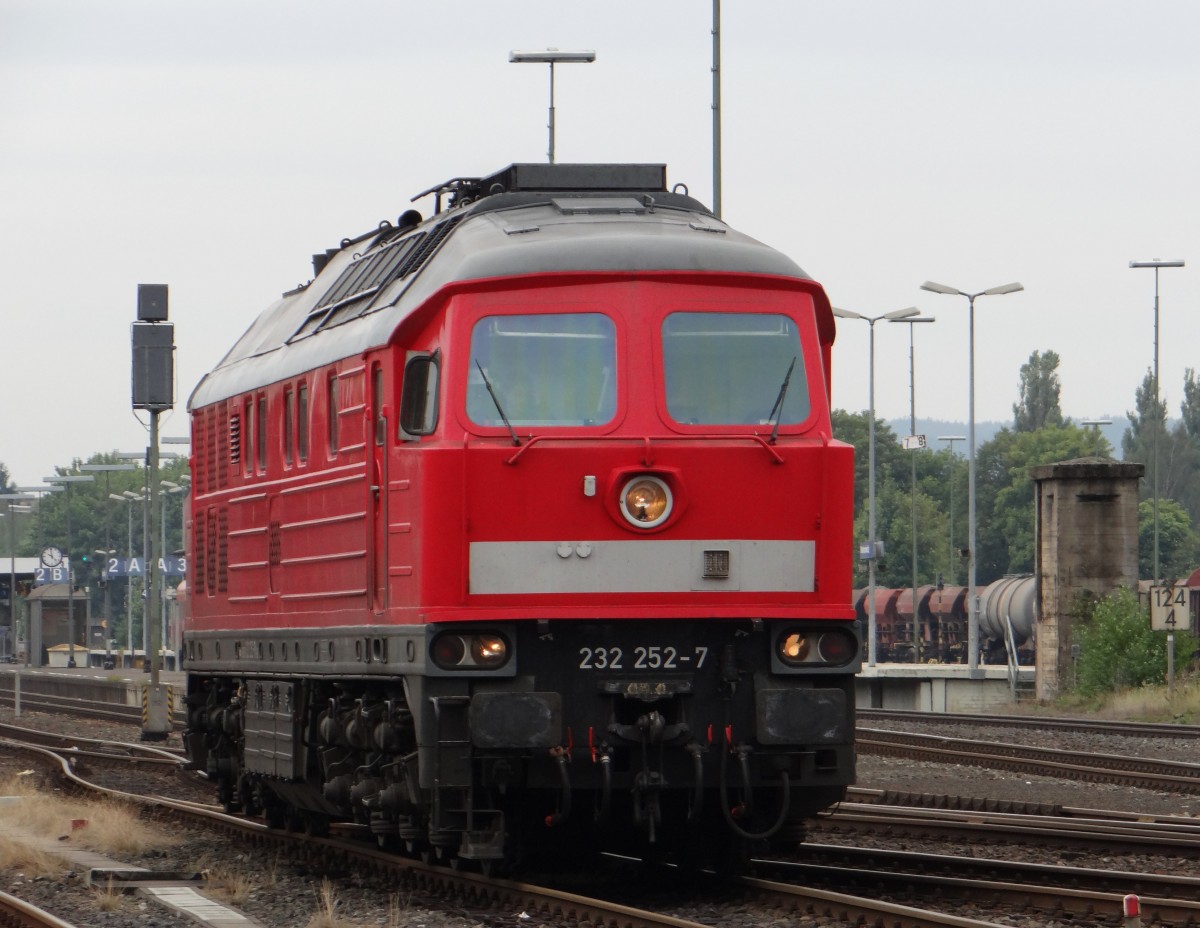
<box><xmin>301</xmin><ymin>879</ymin><xmax>413</xmax><ymax>928</ymax></box>
<box><xmin>0</xmin><ymin>772</ymin><xmax>177</xmax><ymax>857</ymax></box>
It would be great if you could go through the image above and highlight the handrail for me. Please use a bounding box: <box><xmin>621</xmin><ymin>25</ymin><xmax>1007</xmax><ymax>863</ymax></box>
<box><xmin>501</xmin><ymin>432</ymin><xmax>787</xmax><ymax>466</ymax></box>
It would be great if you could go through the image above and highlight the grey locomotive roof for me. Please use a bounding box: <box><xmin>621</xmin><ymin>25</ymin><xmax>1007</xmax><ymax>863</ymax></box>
<box><xmin>190</xmin><ymin>164</ymin><xmax>814</xmax><ymax>410</ymax></box>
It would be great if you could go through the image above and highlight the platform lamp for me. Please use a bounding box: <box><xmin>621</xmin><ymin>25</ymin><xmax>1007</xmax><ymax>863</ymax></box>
<box><xmin>110</xmin><ymin>491</ymin><xmax>143</xmax><ymax>663</ymax></box>
<box><xmin>1128</xmin><ymin>259</ymin><xmax>1185</xmax><ymax>585</ymax></box>
<box><xmin>920</xmin><ymin>280</ymin><xmax>1023</xmax><ymax>673</ymax></box>
<box><xmin>0</xmin><ymin>494</ymin><xmax>35</xmax><ymax>662</ymax></box>
<box><xmin>122</xmin><ymin>489</ymin><xmax>149</xmax><ymax>658</ymax></box>
<box><xmin>508</xmin><ymin>49</ymin><xmax>595</xmax><ymax>163</ymax></box>
<box><xmin>42</xmin><ymin>473</ymin><xmax>95</xmax><ymax>667</ymax></box>
<box><xmin>832</xmin><ymin>305</ymin><xmax>920</xmax><ymax>667</ymax></box>
<box><xmin>81</xmin><ymin>463</ymin><xmax>137</xmax><ymax>667</ymax></box>
<box><xmin>937</xmin><ymin>436</ymin><xmax>966</xmax><ymax>587</ymax></box>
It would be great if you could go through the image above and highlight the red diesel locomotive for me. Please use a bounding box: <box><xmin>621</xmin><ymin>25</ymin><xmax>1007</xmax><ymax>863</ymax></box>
<box><xmin>183</xmin><ymin>163</ymin><xmax>858</xmax><ymax>870</ymax></box>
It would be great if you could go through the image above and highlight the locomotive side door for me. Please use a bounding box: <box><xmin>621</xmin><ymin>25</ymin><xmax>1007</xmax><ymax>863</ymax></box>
<box><xmin>370</xmin><ymin>362</ymin><xmax>388</xmax><ymax>614</ymax></box>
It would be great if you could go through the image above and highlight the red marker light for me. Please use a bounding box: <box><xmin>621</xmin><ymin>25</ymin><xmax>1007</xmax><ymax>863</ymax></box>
<box><xmin>1123</xmin><ymin>894</ymin><xmax>1141</xmax><ymax>928</ymax></box>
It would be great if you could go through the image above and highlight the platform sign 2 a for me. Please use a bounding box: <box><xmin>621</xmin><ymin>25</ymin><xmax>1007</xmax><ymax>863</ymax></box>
<box><xmin>1150</xmin><ymin>585</ymin><xmax>1191</xmax><ymax>631</ymax></box>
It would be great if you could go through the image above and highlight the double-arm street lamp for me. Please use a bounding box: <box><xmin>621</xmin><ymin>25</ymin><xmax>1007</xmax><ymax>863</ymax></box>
<box><xmin>508</xmin><ymin>49</ymin><xmax>596</xmax><ymax>164</ymax></box>
<box><xmin>832</xmin><ymin>305</ymin><xmax>920</xmax><ymax>666</ymax></box>
<box><xmin>1128</xmin><ymin>259</ymin><xmax>1185</xmax><ymax>584</ymax></box>
<box><xmin>919</xmin><ymin>280</ymin><xmax>1024</xmax><ymax>672</ymax></box>
<box><xmin>890</xmin><ymin>313</ymin><xmax>935</xmax><ymax>662</ymax></box>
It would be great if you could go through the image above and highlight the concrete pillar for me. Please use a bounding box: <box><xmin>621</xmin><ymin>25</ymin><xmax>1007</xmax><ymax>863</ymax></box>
<box><xmin>1030</xmin><ymin>459</ymin><xmax>1143</xmax><ymax>700</ymax></box>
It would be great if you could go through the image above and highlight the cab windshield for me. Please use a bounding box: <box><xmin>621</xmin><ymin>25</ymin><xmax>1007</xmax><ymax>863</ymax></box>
<box><xmin>468</xmin><ymin>313</ymin><xmax>617</xmax><ymax>427</ymax></box>
<box><xmin>662</xmin><ymin>312</ymin><xmax>809</xmax><ymax>426</ymax></box>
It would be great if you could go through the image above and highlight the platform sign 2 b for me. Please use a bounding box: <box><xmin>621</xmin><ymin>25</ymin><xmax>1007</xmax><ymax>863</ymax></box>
<box><xmin>1150</xmin><ymin>585</ymin><xmax>1191</xmax><ymax>631</ymax></box>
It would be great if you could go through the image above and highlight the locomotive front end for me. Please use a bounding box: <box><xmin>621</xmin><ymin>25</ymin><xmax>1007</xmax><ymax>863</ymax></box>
<box><xmin>396</xmin><ymin>267</ymin><xmax>858</xmax><ymax>865</ymax></box>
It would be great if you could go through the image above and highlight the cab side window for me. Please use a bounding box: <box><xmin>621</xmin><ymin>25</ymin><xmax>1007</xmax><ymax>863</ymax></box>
<box><xmin>399</xmin><ymin>352</ymin><xmax>440</xmax><ymax>438</ymax></box>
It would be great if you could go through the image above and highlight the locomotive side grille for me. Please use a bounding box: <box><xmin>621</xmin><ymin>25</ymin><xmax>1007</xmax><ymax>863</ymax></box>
<box><xmin>268</xmin><ymin>521</ymin><xmax>282</xmax><ymax>566</ymax></box>
<box><xmin>216</xmin><ymin>400</ymin><xmax>230</xmax><ymax>490</ymax></box>
<box><xmin>197</xmin><ymin>407</ymin><xmax>212</xmax><ymax>494</ymax></box>
<box><xmin>228</xmin><ymin>411</ymin><xmax>241</xmax><ymax>470</ymax></box>
<box><xmin>204</xmin><ymin>510</ymin><xmax>217</xmax><ymax>594</ymax></box>
<box><xmin>194</xmin><ymin>510</ymin><xmax>206</xmax><ymax>596</ymax></box>
<box><xmin>217</xmin><ymin>508</ymin><xmax>229</xmax><ymax>593</ymax></box>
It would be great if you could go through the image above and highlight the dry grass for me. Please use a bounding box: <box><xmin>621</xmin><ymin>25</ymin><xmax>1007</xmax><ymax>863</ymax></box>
<box><xmin>0</xmin><ymin>775</ymin><xmax>178</xmax><ymax>858</ymax></box>
<box><xmin>200</xmin><ymin>859</ymin><xmax>255</xmax><ymax>906</ymax></box>
<box><xmin>1054</xmin><ymin>676</ymin><xmax>1200</xmax><ymax>722</ymax></box>
<box><xmin>305</xmin><ymin>877</ymin><xmax>360</xmax><ymax>928</ymax></box>
<box><xmin>387</xmin><ymin>891</ymin><xmax>413</xmax><ymax>928</ymax></box>
<box><xmin>0</xmin><ymin>834</ymin><xmax>67</xmax><ymax>878</ymax></box>
<box><xmin>92</xmin><ymin>874</ymin><xmax>125</xmax><ymax>912</ymax></box>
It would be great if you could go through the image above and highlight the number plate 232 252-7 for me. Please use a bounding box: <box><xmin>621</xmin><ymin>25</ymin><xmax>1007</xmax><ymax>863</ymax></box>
<box><xmin>577</xmin><ymin>645</ymin><xmax>708</xmax><ymax>671</ymax></box>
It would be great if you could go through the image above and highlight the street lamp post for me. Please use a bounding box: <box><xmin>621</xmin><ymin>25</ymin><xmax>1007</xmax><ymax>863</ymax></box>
<box><xmin>920</xmin><ymin>280</ymin><xmax>1023</xmax><ymax>673</ymax></box>
<box><xmin>937</xmin><ymin>436</ymin><xmax>966</xmax><ymax>586</ymax></box>
<box><xmin>110</xmin><ymin>485</ymin><xmax>147</xmax><ymax>662</ymax></box>
<box><xmin>13</xmin><ymin>485</ymin><xmax>62</xmax><ymax>665</ymax></box>
<box><xmin>833</xmin><ymin>305</ymin><xmax>920</xmax><ymax>667</ymax></box>
<box><xmin>82</xmin><ymin>463</ymin><xmax>137</xmax><ymax>669</ymax></box>
<box><xmin>508</xmin><ymin>49</ymin><xmax>596</xmax><ymax>163</ymax></box>
<box><xmin>0</xmin><ymin>495</ymin><xmax>35</xmax><ymax>661</ymax></box>
<box><xmin>1128</xmin><ymin>259</ymin><xmax>1185</xmax><ymax>585</ymax></box>
<box><xmin>42</xmin><ymin>473</ymin><xmax>95</xmax><ymax>667</ymax></box>
<box><xmin>890</xmin><ymin>314</ymin><xmax>935</xmax><ymax>662</ymax></box>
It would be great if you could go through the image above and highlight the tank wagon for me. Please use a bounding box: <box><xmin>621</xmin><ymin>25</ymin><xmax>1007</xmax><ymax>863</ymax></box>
<box><xmin>854</xmin><ymin>576</ymin><xmax>1035</xmax><ymax>664</ymax></box>
<box><xmin>181</xmin><ymin>163</ymin><xmax>859</xmax><ymax>871</ymax></box>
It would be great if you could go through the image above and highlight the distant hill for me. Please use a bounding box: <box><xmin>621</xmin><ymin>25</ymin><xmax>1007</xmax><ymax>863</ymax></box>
<box><xmin>883</xmin><ymin>417</ymin><xmax>1132</xmax><ymax>457</ymax></box>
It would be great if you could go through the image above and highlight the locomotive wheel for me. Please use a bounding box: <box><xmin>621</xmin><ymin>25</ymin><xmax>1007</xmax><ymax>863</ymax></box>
<box><xmin>264</xmin><ymin>803</ymin><xmax>287</xmax><ymax>829</ymax></box>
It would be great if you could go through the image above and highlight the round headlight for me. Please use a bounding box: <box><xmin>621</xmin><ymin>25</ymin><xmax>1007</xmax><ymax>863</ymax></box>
<box><xmin>619</xmin><ymin>475</ymin><xmax>673</xmax><ymax>528</ymax></box>
<box><xmin>817</xmin><ymin>630</ymin><xmax>856</xmax><ymax>665</ymax></box>
<box><xmin>778</xmin><ymin>632</ymin><xmax>811</xmax><ymax>666</ymax></box>
<box><xmin>432</xmin><ymin>634</ymin><xmax>466</xmax><ymax>668</ymax></box>
<box><xmin>472</xmin><ymin>634</ymin><xmax>509</xmax><ymax>668</ymax></box>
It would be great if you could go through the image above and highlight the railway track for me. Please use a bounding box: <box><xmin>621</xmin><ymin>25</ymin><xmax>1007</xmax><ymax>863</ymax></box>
<box><xmin>754</xmin><ymin>849</ymin><xmax>1200</xmax><ymax>926</ymax></box>
<box><xmin>6</xmin><ymin>697</ymin><xmax>1199</xmax><ymax>926</ymax></box>
<box><xmin>0</xmin><ymin>891</ymin><xmax>77</xmax><ymax>928</ymax></box>
<box><xmin>859</xmin><ymin>724</ymin><xmax>1200</xmax><ymax>792</ymax></box>
<box><xmin>818</xmin><ymin>795</ymin><xmax>1200</xmax><ymax>855</ymax></box>
<box><xmin>0</xmin><ymin>690</ymin><xmax>185</xmax><ymax>728</ymax></box>
<box><xmin>860</xmin><ymin>706</ymin><xmax>1200</xmax><ymax>739</ymax></box>
<box><xmin>0</xmin><ymin>723</ymin><xmax>1026</xmax><ymax>928</ymax></box>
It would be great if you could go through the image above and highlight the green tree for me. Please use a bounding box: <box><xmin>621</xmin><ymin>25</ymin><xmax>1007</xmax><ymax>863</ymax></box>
<box><xmin>1075</xmin><ymin>587</ymin><xmax>1196</xmax><ymax>694</ymax></box>
<box><xmin>1012</xmin><ymin>350</ymin><xmax>1065</xmax><ymax>432</ymax></box>
<box><xmin>1123</xmin><ymin>369</ymin><xmax>1200</xmax><ymax>567</ymax></box>
<box><xmin>831</xmin><ymin>409</ymin><xmax>906</xmax><ymax>526</ymax></box>
<box><xmin>975</xmin><ymin>424</ymin><xmax>1112</xmax><ymax>583</ymax></box>
<box><xmin>1137</xmin><ymin>498</ymin><xmax>1199</xmax><ymax>582</ymax></box>
<box><xmin>1181</xmin><ymin>368</ymin><xmax>1200</xmax><ymax>442</ymax></box>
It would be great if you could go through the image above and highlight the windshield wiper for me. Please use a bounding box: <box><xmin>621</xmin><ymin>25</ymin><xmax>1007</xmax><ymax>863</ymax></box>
<box><xmin>474</xmin><ymin>359</ymin><xmax>521</xmax><ymax>446</ymax></box>
<box><xmin>766</xmin><ymin>356</ymin><xmax>797</xmax><ymax>445</ymax></box>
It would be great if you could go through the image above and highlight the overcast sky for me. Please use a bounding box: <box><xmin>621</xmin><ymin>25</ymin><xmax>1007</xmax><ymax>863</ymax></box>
<box><xmin>3</xmin><ymin>1</ymin><xmax>1199</xmax><ymax>487</ymax></box>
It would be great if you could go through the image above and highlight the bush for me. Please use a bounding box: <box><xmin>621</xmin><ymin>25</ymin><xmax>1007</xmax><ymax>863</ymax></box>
<box><xmin>1074</xmin><ymin>587</ymin><xmax>1197</xmax><ymax>695</ymax></box>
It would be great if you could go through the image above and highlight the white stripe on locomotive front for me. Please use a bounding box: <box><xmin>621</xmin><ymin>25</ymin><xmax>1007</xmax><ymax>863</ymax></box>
<box><xmin>469</xmin><ymin>539</ymin><xmax>815</xmax><ymax>595</ymax></box>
